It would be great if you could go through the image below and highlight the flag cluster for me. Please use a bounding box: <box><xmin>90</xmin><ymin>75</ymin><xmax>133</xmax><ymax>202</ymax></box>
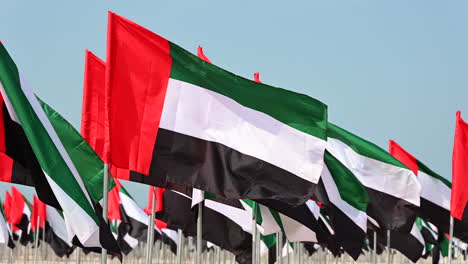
<box><xmin>0</xmin><ymin>11</ymin><xmax>466</xmax><ymax>264</ymax></box>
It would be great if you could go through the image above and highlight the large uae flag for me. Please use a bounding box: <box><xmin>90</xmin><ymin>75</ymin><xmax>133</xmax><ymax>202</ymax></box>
<box><xmin>389</xmin><ymin>140</ymin><xmax>468</xmax><ymax>241</ymax></box>
<box><xmin>326</xmin><ymin>123</ymin><xmax>421</xmax><ymax>232</ymax></box>
<box><xmin>105</xmin><ymin>12</ymin><xmax>328</xmax><ymax>206</ymax></box>
<box><xmin>0</xmin><ymin>42</ymin><xmax>120</xmax><ymax>258</ymax></box>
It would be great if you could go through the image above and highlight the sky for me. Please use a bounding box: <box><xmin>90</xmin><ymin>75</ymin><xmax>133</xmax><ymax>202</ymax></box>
<box><xmin>0</xmin><ymin>1</ymin><xmax>467</xmax><ymax>206</ymax></box>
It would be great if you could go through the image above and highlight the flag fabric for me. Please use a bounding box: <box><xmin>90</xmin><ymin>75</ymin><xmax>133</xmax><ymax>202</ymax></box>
<box><xmin>31</xmin><ymin>195</ymin><xmax>46</xmax><ymax>233</ymax></box>
<box><xmin>451</xmin><ymin>111</ymin><xmax>468</xmax><ymax>220</ymax></box>
<box><xmin>0</xmin><ymin>199</ymin><xmax>14</xmax><ymax>248</ymax></box>
<box><xmin>80</xmin><ymin>50</ymin><xmax>106</xmax><ymax>159</ymax></box>
<box><xmin>197</xmin><ymin>46</ymin><xmax>212</xmax><ymax>63</ymax></box>
<box><xmin>10</xmin><ymin>187</ymin><xmax>31</xmax><ymax>234</ymax></box>
<box><xmin>389</xmin><ymin>140</ymin><xmax>468</xmax><ymax>241</ymax></box>
<box><xmin>326</xmin><ymin>123</ymin><xmax>421</xmax><ymax>232</ymax></box>
<box><xmin>44</xmin><ymin>205</ymin><xmax>75</xmax><ymax>258</ymax></box>
<box><xmin>157</xmin><ymin>189</ymin><xmax>253</xmax><ymax>264</ymax></box>
<box><xmin>0</xmin><ymin>43</ymin><xmax>120</xmax><ymax>257</ymax></box>
<box><xmin>387</xmin><ymin>223</ymin><xmax>425</xmax><ymax>263</ymax></box>
<box><xmin>105</xmin><ymin>12</ymin><xmax>328</xmax><ymax>206</ymax></box>
<box><xmin>312</xmin><ymin>151</ymin><xmax>370</xmax><ymax>259</ymax></box>
<box><xmin>0</xmin><ymin>88</ymin><xmax>60</xmax><ymax>208</ymax></box>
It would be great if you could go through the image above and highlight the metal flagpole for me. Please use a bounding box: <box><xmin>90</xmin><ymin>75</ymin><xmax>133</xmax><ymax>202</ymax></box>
<box><xmin>276</xmin><ymin>232</ymin><xmax>282</xmax><ymax>264</ymax></box>
<box><xmin>176</xmin><ymin>229</ymin><xmax>184</xmax><ymax>264</ymax></box>
<box><xmin>76</xmin><ymin>248</ymin><xmax>81</xmax><ymax>264</ymax></box>
<box><xmin>146</xmin><ymin>186</ymin><xmax>157</xmax><ymax>264</ymax></box>
<box><xmin>33</xmin><ymin>215</ymin><xmax>40</xmax><ymax>264</ymax></box>
<box><xmin>196</xmin><ymin>203</ymin><xmax>203</xmax><ymax>264</ymax></box>
<box><xmin>373</xmin><ymin>231</ymin><xmax>377</xmax><ymax>264</ymax></box>
<box><xmin>101</xmin><ymin>163</ymin><xmax>110</xmax><ymax>264</ymax></box>
<box><xmin>449</xmin><ymin>216</ymin><xmax>454</xmax><ymax>264</ymax></box>
<box><xmin>386</xmin><ymin>230</ymin><xmax>391</xmax><ymax>264</ymax></box>
<box><xmin>252</xmin><ymin>212</ymin><xmax>257</xmax><ymax>264</ymax></box>
<box><xmin>256</xmin><ymin>228</ymin><xmax>261</xmax><ymax>264</ymax></box>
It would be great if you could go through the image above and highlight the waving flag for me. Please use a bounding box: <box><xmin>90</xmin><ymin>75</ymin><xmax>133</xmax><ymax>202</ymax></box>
<box><xmin>389</xmin><ymin>140</ymin><xmax>468</xmax><ymax>241</ymax></box>
<box><xmin>452</xmin><ymin>111</ymin><xmax>468</xmax><ymax>220</ymax></box>
<box><xmin>0</xmin><ymin>42</ymin><xmax>120</xmax><ymax>258</ymax></box>
<box><xmin>105</xmin><ymin>12</ymin><xmax>328</xmax><ymax>206</ymax></box>
<box><xmin>326</xmin><ymin>123</ymin><xmax>421</xmax><ymax>232</ymax></box>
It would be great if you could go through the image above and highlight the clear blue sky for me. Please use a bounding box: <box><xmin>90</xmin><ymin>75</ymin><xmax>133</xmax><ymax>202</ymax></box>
<box><xmin>1</xmin><ymin>1</ymin><xmax>467</xmax><ymax>205</ymax></box>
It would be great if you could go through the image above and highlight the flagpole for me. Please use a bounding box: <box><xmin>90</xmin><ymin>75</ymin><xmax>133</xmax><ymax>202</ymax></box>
<box><xmin>76</xmin><ymin>248</ymin><xmax>81</xmax><ymax>264</ymax></box>
<box><xmin>196</xmin><ymin>202</ymin><xmax>203</xmax><ymax>264</ymax></box>
<box><xmin>386</xmin><ymin>230</ymin><xmax>391</xmax><ymax>264</ymax></box>
<box><xmin>101</xmin><ymin>163</ymin><xmax>110</xmax><ymax>264</ymax></box>
<box><xmin>252</xmin><ymin>211</ymin><xmax>257</xmax><ymax>264</ymax></box>
<box><xmin>277</xmin><ymin>232</ymin><xmax>282</xmax><ymax>264</ymax></box>
<box><xmin>176</xmin><ymin>229</ymin><xmax>184</xmax><ymax>264</ymax></box>
<box><xmin>146</xmin><ymin>186</ymin><xmax>157</xmax><ymax>264</ymax></box>
<box><xmin>33</xmin><ymin>215</ymin><xmax>40</xmax><ymax>264</ymax></box>
<box><xmin>373</xmin><ymin>231</ymin><xmax>377</xmax><ymax>264</ymax></box>
<box><xmin>449</xmin><ymin>216</ymin><xmax>454</xmax><ymax>264</ymax></box>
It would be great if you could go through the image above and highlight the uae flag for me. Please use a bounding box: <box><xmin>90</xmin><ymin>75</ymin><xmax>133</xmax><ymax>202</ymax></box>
<box><xmin>0</xmin><ymin>198</ymin><xmax>14</xmax><ymax>248</ymax></box>
<box><xmin>31</xmin><ymin>195</ymin><xmax>46</xmax><ymax>234</ymax></box>
<box><xmin>326</xmin><ymin>123</ymin><xmax>421</xmax><ymax>232</ymax></box>
<box><xmin>105</xmin><ymin>12</ymin><xmax>328</xmax><ymax>206</ymax></box>
<box><xmin>10</xmin><ymin>187</ymin><xmax>31</xmax><ymax>237</ymax></box>
<box><xmin>452</xmin><ymin>111</ymin><xmax>468</xmax><ymax>221</ymax></box>
<box><xmin>44</xmin><ymin>205</ymin><xmax>75</xmax><ymax>258</ymax></box>
<box><xmin>389</xmin><ymin>140</ymin><xmax>468</xmax><ymax>241</ymax></box>
<box><xmin>0</xmin><ymin>42</ymin><xmax>120</xmax><ymax>258</ymax></box>
<box><xmin>157</xmin><ymin>189</ymin><xmax>253</xmax><ymax>264</ymax></box>
<box><xmin>0</xmin><ymin>82</ymin><xmax>60</xmax><ymax>209</ymax></box>
<box><xmin>374</xmin><ymin>220</ymin><xmax>425</xmax><ymax>263</ymax></box>
<box><xmin>108</xmin><ymin>179</ymin><xmax>153</xmax><ymax>255</ymax></box>
<box><xmin>312</xmin><ymin>151</ymin><xmax>370</xmax><ymax>260</ymax></box>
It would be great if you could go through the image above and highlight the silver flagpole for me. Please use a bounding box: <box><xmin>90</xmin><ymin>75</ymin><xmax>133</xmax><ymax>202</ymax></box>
<box><xmin>101</xmin><ymin>163</ymin><xmax>110</xmax><ymax>264</ymax></box>
<box><xmin>252</xmin><ymin>212</ymin><xmax>257</xmax><ymax>264</ymax></box>
<box><xmin>33</xmin><ymin>215</ymin><xmax>40</xmax><ymax>264</ymax></box>
<box><xmin>196</xmin><ymin>203</ymin><xmax>203</xmax><ymax>264</ymax></box>
<box><xmin>386</xmin><ymin>230</ymin><xmax>391</xmax><ymax>264</ymax></box>
<box><xmin>146</xmin><ymin>186</ymin><xmax>157</xmax><ymax>264</ymax></box>
<box><xmin>176</xmin><ymin>229</ymin><xmax>183</xmax><ymax>264</ymax></box>
<box><xmin>76</xmin><ymin>248</ymin><xmax>81</xmax><ymax>264</ymax></box>
<box><xmin>373</xmin><ymin>231</ymin><xmax>377</xmax><ymax>264</ymax></box>
<box><xmin>449</xmin><ymin>216</ymin><xmax>454</xmax><ymax>264</ymax></box>
<box><xmin>276</xmin><ymin>232</ymin><xmax>282</xmax><ymax>264</ymax></box>
<box><xmin>256</xmin><ymin>228</ymin><xmax>261</xmax><ymax>264</ymax></box>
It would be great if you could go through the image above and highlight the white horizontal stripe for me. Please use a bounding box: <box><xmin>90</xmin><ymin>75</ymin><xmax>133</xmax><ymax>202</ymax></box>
<box><xmin>123</xmin><ymin>233</ymin><xmax>139</xmax><ymax>248</ymax></box>
<box><xmin>119</xmin><ymin>192</ymin><xmax>149</xmax><ymax>226</ymax></box>
<box><xmin>162</xmin><ymin>228</ymin><xmax>178</xmax><ymax>245</ymax></box>
<box><xmin>206</xmin><ymin>199</ymin><xmax>252</xmax><ymax>234</ymax></box>
<box><xmin>160</xmin><ymin>78</ymin><xmax>326</xmax><ymax>184</ymax></box>
<box><xmin>279</xmin><ymin>213</ymin><xmax>317</xmax><ymax>242</ymax></box>
<box><xmin>419</xmin><ymin>170</ymin><xmax>451</xmax><ymax>211</ymax></box>
<box><xmin>410</xmin><ymin>223</ymin><xmax>425</xmax><ymax>247</ymax></box>
<box><xmin>45</xmin><ymin>173</ymin><xmax>100</xmax><ymax>247</ymax></box>
<box><xmin>321</xmin><ymin>164</ymin><xmax>367</xmax><ymax>231</ymax></box>
<box><xmin>259</xmin><ymin>204</ymin><xmax>282</xmax><ymax>235</ymax></box>
<box><xmin>327</xmin><ymin>138</ymin><xmax>421</xmax><ymax>206</ymax></box>
<box><xmin>46</xmin><ymin>205</ymin><xmax>72</xmax><ymax>246</ymax></box>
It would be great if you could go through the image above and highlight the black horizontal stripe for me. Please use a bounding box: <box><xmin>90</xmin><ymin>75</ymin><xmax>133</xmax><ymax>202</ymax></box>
<box><xmin>44</xmin><ymin>222</ymin><xmax>75</xmax><ymax>258</ymax></box>
<box><xmin>377</xmin><ymin>228</ymin><xmax>424</xmax><ymax>263</ymax></box>
<box><xmin>365</xmin><ymin>187</ymin><xmax>418</xmax><ymax>233</ymax></box>
<box><xmin>130</xmin><ymin>128</ymin><xmax>316</xmax><ymax>206</ymax></box>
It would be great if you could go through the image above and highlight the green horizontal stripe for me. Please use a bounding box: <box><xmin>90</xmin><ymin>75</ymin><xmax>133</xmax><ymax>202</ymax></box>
<box><xmin>417</xmin><ymin>160</ymin><xmax>451</xmax><ymax>188</ymax></box>
<box><xmin>0</xmin><ymin>44</ymin><xmax>98</xmax><ymax>224</ymax></box>
<box><xmin>169</xmin><ymin>42</ymin><xmax>328</xmax><ymax>140</ymax></box>
<box><xmin>39</xmin><ymin>98</ymin><xmax>114</xmax><ymax>202</ymax></box>
<box><xmin>327</xmin><ymin>123</ymin><xmax>408</xmax><ymax>169</ymax></box>
<box><xmin>324</xmin><ymin>151</ymin><xmax>369</xmax><ymax>212</ymax></box>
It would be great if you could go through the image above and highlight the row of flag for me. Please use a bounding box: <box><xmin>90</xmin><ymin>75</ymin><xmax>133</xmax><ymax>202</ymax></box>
<box><xmin>0</xmin><ymin>10</ymin><xmax>466</xmax><ymax>263</ymax></box>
